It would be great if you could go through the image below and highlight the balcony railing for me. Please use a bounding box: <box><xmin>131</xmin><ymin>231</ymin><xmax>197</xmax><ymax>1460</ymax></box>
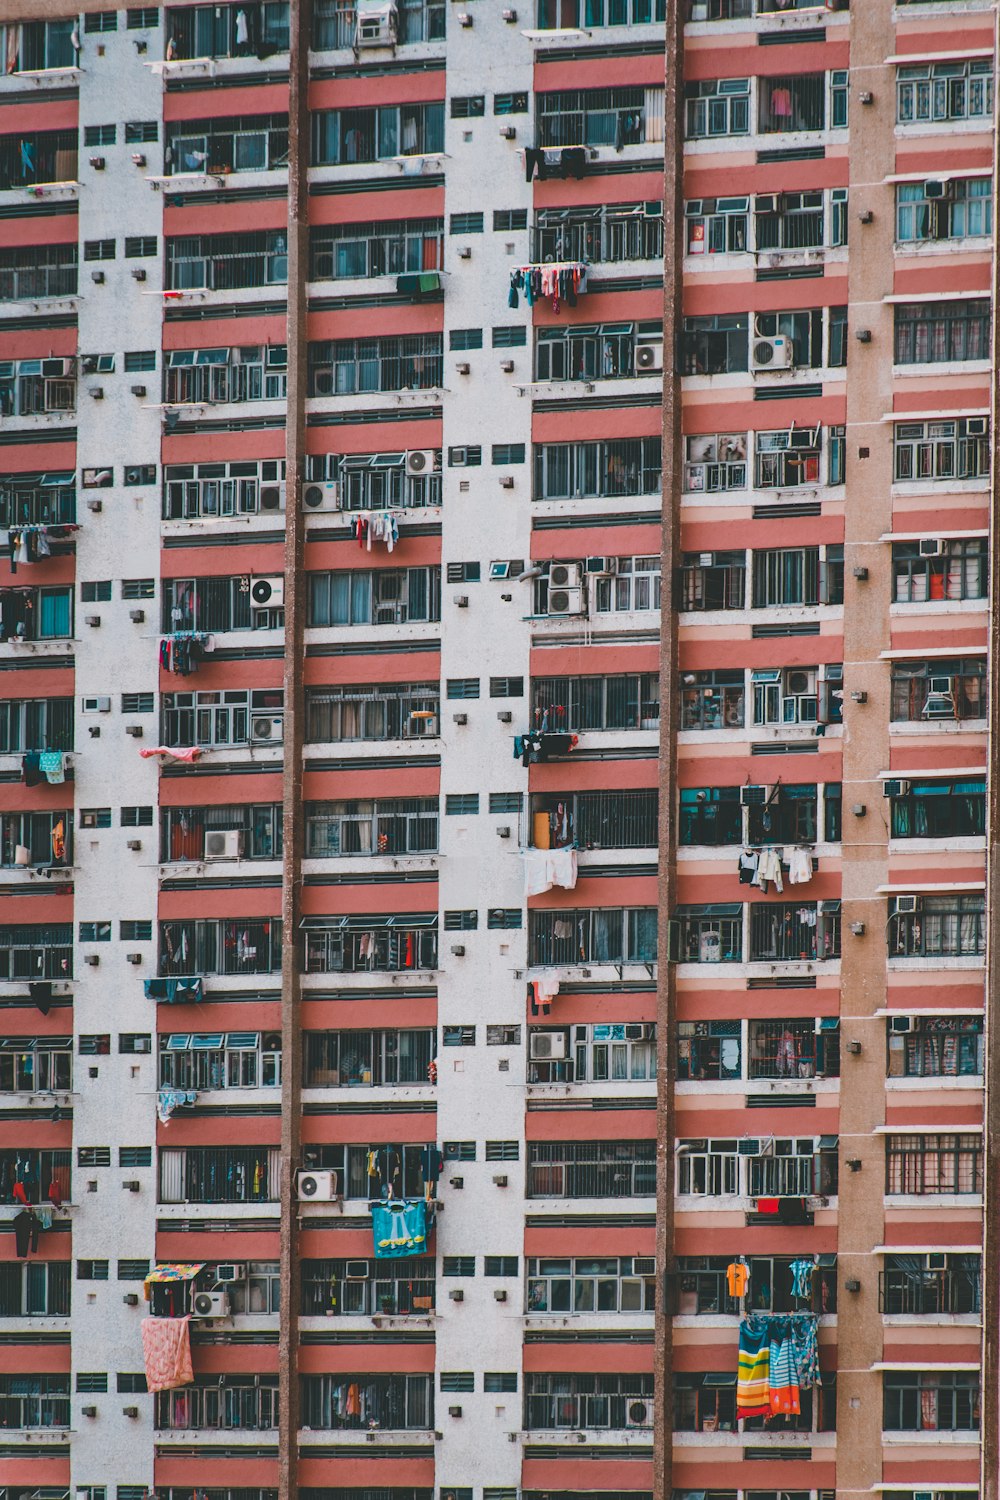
<box><xmin>313</xmin><ymin>0</ymin><xmax>446</xmax><ymax>48</ymax></box>
<box><xmin>529</xmin><ymin>790</ymin><xmax>658</xmax><ymax>850</ymax></box>
<box><xmin>300</xmin><ymin>1374</ymin><xmax>433</xmax><ymax>1430</ymax></box>
<box><xmin>880</xmin><ymin>1260</ymin><xmax>981</xmax><ymax>1315</ymax></box>
<box><xmin>0</xmin><ymin>1390</ymin><xmax>69</xmax><ymax>1429</ymax></box>
<box><xmin>302</xmin><ymin>920</ymin><xmax>438</xmax><ymax>974</ymax></box>
<box><xmin>158</xmin><ymin>919</ymin><xmax>282</xmax><ymax>976</ymax></box>
<box><xmin>0</xmin><ymin>924</ymin><xmax>73</xmax><ymax>979</ymax></box>
<box><xmin>527</xmin><ymin>1142</ymin><xmax>655</xmax><ymax>1198</ymax></box>
<box><xmin>302</xmin><ymin>1258</ymin><xmax>435</xmax><ymax>1315</ymax></box>
<box><xmin>0</xmin><ymin>249</ymin><xmax>77</xmax><ymax>302</ymax></box>
<box><xmin>156</xmin><ymin>1380</ymin><xmax>278</xmax><ymax>1431</ymax></box>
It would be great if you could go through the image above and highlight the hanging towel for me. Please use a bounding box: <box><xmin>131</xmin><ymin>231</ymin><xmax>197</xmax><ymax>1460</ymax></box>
<box><xmin>371</xmin><ymin>1199</ymin><xmax>428</xmax><ymax>1258</ymax></box>
<box><xmin>141</xmin><ymin>1315</ymin><xmax>194</xmax><ymax>1392</ymax></box>
<box><xmin>38</xmin><ymin>751</ymin><xmax>65</xmax><ymax>785</ymax></box>
<box><xmin>790</xmin><ymin>1313</ymin><xmax>821</xmax><ymax>1390</ymax></box>
<box><xmin>768</xmin><ymin>1327</ymin><xmax>800</xmax><ymax>1415</ymax></box>
<box><xmin>737</xmin><ymin>1315</ymin><xmax>771</xmax><ymax>1418</ymax></box>
<box><xmin>787</xmin><ymin>847</ymin><xmax>812</xmax><ymax>885</ymax></box>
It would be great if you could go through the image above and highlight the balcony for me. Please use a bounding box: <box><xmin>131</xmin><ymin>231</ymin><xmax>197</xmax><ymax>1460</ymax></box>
<box><xmin>528</xmin><ymin>791</ymin><xmax>658</xmax><ymax>851</ymax></box>
<box><xmin>302</xmin><ymin>917</ymin><xmax>438</xmax><ymax>975</ymax></box>
<box><xmin>880</xmin><ymin>1256</ymin><xmax>980</xmax><ymax>1316</ymax></box>
<box><xmin>156</xmin><ymin>1378</ymin><xmax>278</xmax><ymax>1431</ymax></box>
<box><xmin>302</xmin><ymin>1258</ymin><xmax>435</xmax><ymax>1316</ymax></box>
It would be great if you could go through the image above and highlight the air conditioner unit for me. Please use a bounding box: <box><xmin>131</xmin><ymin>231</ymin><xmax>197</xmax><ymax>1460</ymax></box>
<box><xmin>884</xmin><ymin>779</ymin><xmax>910</xmax><ymax>798</ymax></box>
<box><xmin>585</xmin><ymin>556</ymin><xmax>617</xmax><ymax>576</ymax></box>
<box><xmin>624</xmin><ymin>1023</ymin><xmax>647</xmax><ymax>1040</ymax></box>
<box><xmin>549</xmin><ymin>562</ymin><xmax>583</xmax><ymax>589</ymax></box>
<box><xmin>547</xmin><ymin>586</ymin><xmax>586</xmax><ymax>617</ymax></box>
<box><xmin>788</xmin><ymin>426</ymin><xmax>818</xmax><ymax>450</ymax></box>
<box><xmin>403</xmin><ymin>713</ymin><xmax>438</xmax><ymax>738</ymax></box>
<box><xmin>345</xmin><ymin>1259</ymin><xmax>370</xmax><ymax>1280</ymax></box>
<box><xmin>635</xmin><ymin>338</ymin><xmax>663</xmax><ymax>373</ymax></box>
<box><xmin>966</xmin><ymin>416</ymin><xmax>988</xmax><ymax>436</ymax></box>
<box><xmin>738</xmin><ymin>1137</ymin><xmax>774</xmax><ymax>1157</ymax></box>
<box><xmin>83</xmin><ymin>696</ymin><xmax>112</xmax><ymax>714</ymax></box>
<box><xmin>625</xmin><ymin>1398</ymin><xmax>653</xmax><ymax>1428</ymax></box>
<box><xmin>356</xmin><ymin>0</ymin><xmax>398</xmax><ymax>46</ymax></box>
<box><xmin>924</xmin><ymin>179</ymin><xmax>952</xmax><ymax>199</ymax></box>
<box><xmin>889</xmin><ymin>1015</ymin><xmax>914</xmax><ymax>1034</ymax></box>
<box><xmin>297</xmin><ymin>1169</ymin><xmax>339</xmax><ymax>1202</ymax></box>
<box><xmin>529</xmin><ymin>1032</ymin><xmax>567</xmax><ymax>1061</ymax></box>
<box><xmin>918</xmin><ymin>538</ymin><xmax>944</xmax><ymax>557</ymax></box>
<box><xmin>925</xmin><ymin>1255</ymin><xmax>946</xmax><ymax>1272</ymax></box>
<box><xmin>301</xmin><ymin>481</ymin><xmax>339</xmax><ymax>512</ymax></box>
<box><xmin>752</xmin><ymin>335</ymin><xmax>793</xmax><ymax>371</ymax></box>
<box><xmin>406</xmin><ymin>449</ymin><xmax>440</xmax><ymax>477</ymax></box>
<box><xmin>191</xmin><ymin>1290</ymin><xmax>229</xmax><ymax>1319</ymax></box>
<box><xmin>204</xmin><ymin>829</ymin><xmax>243</xmax><ymax>861</ymax></box>
<box><xmin>251</xmin><ymin>713</ymin><xmax>284</xmax><ymax>743</ymax></box>
<box><xmin>42</xmin><ymin>357</ymin><xmax>75</xmax><ymax>378</ymax></box>
<box><xmin>215</xmin><ymin>1263</ymin><xmax>243</xmax><ymax>1283</ymax></box>
<box><xmin>259</xmin><ymin>481</ymin><xmax>286</xmax><ymax>512</ymax></box>
<box><xmin>755</xmin><ymin>194</ymin><xmax>778</xmax><ymax>215</ymax></box>
<box><xmin>313</xmin><ymin>367</ymin><xmax>334</xmax><ymax>396</ymax></box>
<box><xmin>895</xmin><ymin>894</ymin><xmax>918</xmax><ymax>914</ymax></box>
<box><xmin>124</xmin><ymin>466</ymin><xmax>147</xmax><ymax>486</ymax></box>
<box><xmin>633</xmin><ymin>1256</ymin><xmax>656</xmax><ymax>1275</ymax></box>
<box><xmin>928</xmin><ymin>675</ymin><xmax>955</xmax><ymax>696</ymax></box>
<box><xmin>250</xmin><ymin>576</ymin><xmax>284</xmax><ymax>609</ymax></box>
<box><xmin>741</xmin><ymin>785</ymin><xmax>766</xmax><ymax>807</ymax></box>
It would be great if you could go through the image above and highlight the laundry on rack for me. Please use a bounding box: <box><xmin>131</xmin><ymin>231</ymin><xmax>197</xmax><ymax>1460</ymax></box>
<box><xmin>159</xmin><ymin>632</ymin><xmax>214</xmax><ymax>676</ymax></box>
<box><xmin>527</xmin><ymin>968</ymin><xmax>561</xmax><ymax>1017</ymax></box>
<box><xmin>752</xmin><ymin>845</ymin><xmax>783</xmax><ymax>894</ymax></box>
<box><xmin>789</xmin><ymin>1257</ymin><xmax>816</xmax><ymax>1300</ymax></box>
<box><xmin>369</xmin><ymin>511</ymin><xmax>400</xmax><ymax>551</ymax></box>
<box><xmin>737</xmin><ymin>1312</ymin><xmax>820</xmax><ymax>1420</ymax></box>
<box><xmin>138</xmin><ymin>746</ymin><xmax>203</xmax><ymax>763</ymax></box>
<box><xmin>157</xmin><ymin>1088</ymin><xmax>198</xmax><ymax>1124</ymax></box>
<box><xmin>512</xmin><ymin>730</ymin><xmax>578</xmax><ymax>767</ymax></box>
<box><xmin>141</xmin><ymin>1314</ymin><xmax>194</xmax><ymax>1392</ymax></box>
<box><xmin>738</xmin><ymin>849</ymin><xmax>759</xmax><ymax>885</ymax></box>
<box><xmin>787</xmin><ymin>847</ymin><xmax>812</xmax><ymax>885</ymax></box>
<box><xmin>21</xmin><ymin>751</ymin><xmax>43</xmax><ymax>787</ymax></box>
<box><xmin>38</xmin><ymin>750</ymin><xmax>65</xmax><ymax>785</ymax></box>
<box><xmin>144</xmin><ymin>976</ymin><xmax>204</xmax><ymax>1004</ymax></box>
<box><xmin>508</xmin><ymin>261</ymin><xmax>588</xmax><ymax>313</ymax></box>
<box><xmin>371</xmin><ymin>1198</ymin><xmax>428</xmax><ymax>1259</ymax></box>
<box><xmin>2</xmin><ymin>523</ymin><xmax>78</xmax><ymax>574</ymax></box>
<box><xmin>523</xmin><ymin>846</ymin><xmax>578</xmax><ymax>897</ymax></box>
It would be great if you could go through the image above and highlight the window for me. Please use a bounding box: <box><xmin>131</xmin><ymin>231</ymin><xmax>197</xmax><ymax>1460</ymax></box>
<box><xmin>889</xmin><ymin>1016</ymin><xmax>983</xmax><ymax>1079</ymax></box>
<box><xmin>897</xmin><ymin>177</ymin><xmax>992</xmax><ymax>243</ymax></box>
<box><xmin>485</xmin><ymin>1142</ymin><xmax>519</xmax><ymax>1162</ymax></box>
<box><xmin>450</xmin><ymin>328</ymin><xmax>483</xmax><ymax>351</ymax></box>
<box><xmin>163</xmin><ymin>458</ymin><xmax>287</xmax><ymax>521</ymax></box>
<box><xmin>485</xmin><ymin>1256</ymin><xmax>519</xmax><ymax>1276</ymax></box>
<box><xmin>302</xmin><ymin>1030</ymin><xmax>429</xmax><ymax>1088</ymax></box>
<box><xmin>751</xmin><ymin>666</ymin><xmax>842</xmax><ymax>727</ymax></box>
<box><xmin>446</xmin><ymin>794</ymin><xmax>479</xmax><ymax>816</ymax></box>
<box><xmin>679</xmin><ymin>787</ymin><xmax>742</xmax><ymax>846</ymax></box>
<box><xmin>529</xmin><ymin>1021</ymin><xmax>656</xmax><ymax>1084</ymax></box>
<box><xmin>84</xmin><ymin>125</ymin><xmax>117</xmax><ymax>147</ymax></box>
<box><xmin>124</xmin><ymin>464</ymin><xmax>156</xmax><ymax>485</ymax></box>
<box><xmin>886</xmin><ymin>1133</ymin><xmax>981</xmax><ymax>1194</ymax></box>
<box><xmin>591</xmin><ymin>556</ymin><xmax>661</xmax><ymax>614</ymax></box>
<box><xmin>681</xmin><ymin>551</ymin><xmax>746</xmax><ymax>611</ymax></box>
<box><xmin>490</xmin><ymin>676</ymin><xmax>524</xmax><ymax>697</ymax></box>
<box><xmin>686</xmin><ymin>79</ymin><xmax>751</xmax><ymax>139</ymax></box>
<box><xmin>890</xmin><ymin>658</ymin><xmax>986</xmax><ymax>722</ymax></box>
<box><xmin>897</xmin><ymin>59</ymin><xmax>993</xmax><ymax>124</ymax></box>
<box><xmin>0</xmin><ymin>243</ymin><xmax>77</xmax><ymax>300</ymax></box>
<box><xmin>128</xmin><ymin>7</ymin><xmax>160</xmax><ymax>26</ymax></box>
<box><xmin>680</xmin><ymin>670</ymin><xmax>745</xmax><ymax>732</ymax></box>
<box><xmin>752</xmin><ymin>546</ymin><xmax>843</xmax><ymax>607</ymax></box>
<box><xmin>120</xmin><ymin>921</ymin><xmax>153</xmax><ymax>942</ymax></box>
<box><xmin>486</xmin><ymin>1025</ymin><xmax>521</xmax><ymax>1046</ymax></box>
<box><xmin>443</xmin><ymin>1257</ymin><xmax>476</xmax><ymax>1277</ymax></box>
<box><xmin>85</xmin><ymin>10</ymin><xmax>118</xmax><ymax>29</ymax></box>
<box><xmin>536</xmin><ymin>437</ymin><xmax>662</xmax><ymax>501</ymax></box>
<box><xmin>306</xmin><ymin>682</ymin><xmax>438</xmax><ymax>743</ymax></box>
<box><xmin>451</xmin><ymin>97</ymin><xmax>485</xmax><ymax>119</ymax></box>
<box><xmin>536</xmin><ymin>0</ymin><xmax>665</xmax><ymax>25</ymax></box>
<box><xmin>443</xmin><ymin>1027</ymin><xmax>476</xmax><ymax>1047</ymax></box>
<box><xmin>0</xmin><ymin>697</ymin><xmax>73</xmax><ymax>756</ymax></box>
<box><xmin>117</xmin><ymin>1373</ymin><xmax>149</xmax><ymax>1393</ymax></box>
<box><xmin>890</xmin><ymin>894</ymin><xmax>985</xmax><ymax>957</ymax></box>
<box><xmin>311</xmin><ymin>218</ymin><xmax>444</xmax><ymax>281</ymax></box>
<box><xmin>446</xmin><ymin>681</ymin><xmax>479</xmax><ymax>706</ymax></box>
<box><xmin>537</xmin><ymin>201</ymin><xmax>663</xmax><ymax>264</ymax></box>
<box><xmin>527</xmin><ymin>1255</ymin><xmax>655</xmax><ymax>1314</ymax></box>
<box><xmin>309</xmin><ymin>335</ymin><xmax>442</xmax><ymax>396</ymax></box>
<box><xmin>446</xmin><ymin>563</ymin><xmax>481</xmax><ymax>584</ymax></box>
<box><xmin>79</xmin><ymin>923</ymin><xmax>112</xmax><ymax>943</ymax></box>
<box><xmin>0</xmin><ymin>129</ymin><xmax>79</xmax><ymax>191</ymax></box>
<box><xmin>84</xmin><ymin>239</ymin><xmax>116</xmax><ymax>261</ymax></box>
<box><xmin>892</xmin><ymin>539</ymin><xmax>987</xmax><ymax>602</ymax></box>
<box><xmin>0</xmin><ymin>1259</ymin><xmax>70</xmax><ymax>1316</ymax></box>
<box><xmin>166</xmin><ymin>230</ymin><xmax>287</xmax><ymax>289</ymax></box>
<box><xmin>683</xmin><ymin>313</ymin><xmax>748</xmax><ymax>374</ymax></box>
<box><xmin>119</xmin><ymin>1147</ymin><xmax>152</xmax><ymax>1168</ymax></box>
<box><xmin>441</xmin><ymin>1372</ymin><xmax>475</xmax><ymax>1392</ymax></box>
<box><xmin>537</xmin><ymin>85</ymin><xmax>662</xmax><ymax>148</ymax></box>
<box><xmin>78</xmin><ymin>1147</ymin><xmax>111</xmax><ymax>1167</ymax></box>
<box><xmin>305</xmin><ymin>799</ymin><xmax>433</xmax><ymax>858</ymax></box>
<box><xmin>492</xmin><ymin>438</ymin><xmax>526</xmax><ymax>458</ymax></box>
<box><xmin>81</xmin><ymin>581</ymin><xmax>112</xmax><ymax>603</ymax></box>
<box><xmin>313</xmin><ymin>103</ymin><xmax>445</xmax><ymax>165</ymax></box>
<box><xmin>883</xmin><ymin>1372</ymin><xmax>979</xmax><ymax>1431</ymax></box>
<box><xmin>124</xmin><ymin>351</ymin><xmax>157</xmax><ymax>373</ymax></box>
<box><xmin>489</xmin><ymin>794</ymin><xmax>522</xmax><ymax>815</ymax></box>
<box><xmin>162</xmin><ymin>1033</ymin><xmax>282</xmax><ymax>1091</ymax></box>
<box><xmin>0</xmin><ymin>1039</ymin><xmax>72</xmax><ymax>1094</ymax></box>
<box><xmin>894</xmin><ymin>418</ymin><xmax>990</xmax><ymax>483</ymax></box>
<box><xmin>121</xmin><ymin>808</ymin><xmax>155</xmax><ymax>830</ymax></box>
<box><xmin>308</xmin><ymin>567</ymin><xmax>441</xmax><ymax>627</ymax></box>
<box><xmin>125</xmin><ymin>121</ymin><xmax>159</xmax><ymax>143</ymax></box>
<box><xmin>450</xmin><ymin>211</ymin><xmax>484</xmax><ymax>233</ymax></box>
<box><xmin>165</xmin><ymin>346</ymin><xmax>288</xmax><ymax>406</ymax></box>
<box><xmin>444</xmin><ymin>911</ymin><xmax>478</xmax><ymax>931</ymax></box>
<box><xmin>525</xmin><ymin>1371</ymin><xmax>654</xmax><ymax>1428</ymax></box>
<box><xmin>750</xmin><ymin>902</ymin><xmax>840</xmax><ymax>962</ymax></box>
<box><xmin>484</xmin><ymin>1372</ymin><xmax>518</xmax><ymax>1392</ymax></box>
<box><xmin>494</xmin><ymin>209</ymin><xmax>528</xmax><ymax>231</ymax></box>
<box><xmin>159</xmin><ymin>918</ymin><xmax>282</xmax><ymax>977</ymax></box>
<box><xmin>889</xmin><ymin>778</ymin><xmax>985</xmax><ymax>839</ymax></box>
<box><xmin>494</xmin><ymin>92</ymin><xmax>528</xmax><ymax>114</ymax></box>
<box><xmin>880</xmin><ymin>1252</ymin><xmax>980</xmax><ymax>1315</ymax></box>
<box><xmin>535</xmin><ymin>321</ymin><xmax>652</xmax><ymax>382</ymax></box>
<box><xmin>79</xmin><ymin>1034</ymin><xmax>111</xmax><ymax>1055</ymax></box>
<box><xmin>530</xmin><ymin>908</ymin><xmax>656</xmax><ymax>967</ymax></box>
<box><xmin>156</xmin><ymin>1374</ymin><xmax>280</xmax><ymax>1431</ymax></box>
<box><xmin>77</xmin><ymin>1373</ymin><xmax>109</xmax><ymax>1393</ymax></box>
<box><xmin>302</xmin><ymin>917</ymin><xmax>435</xmax><ymax>976</ymax></box>
<box><xmin>118</xmin><ymin>1036</ymin><xmax>151</xmax><ymax>1057</ymax></box>
<box><xmin>78</xmin><ymin>1260</ymin><xmax>110</xmax><ymax>1280</ymax></box>
<box><xmin>159</xmin><ymin>1146</ymin><xmax>280</xmax><ymax>1204</ymax></box>
<box><xmin>487</xmin><ymin>910</ymin><xmax>522</xmax><ymax>930</ymax></box>
<box><xmin>532</xmin><ymin>673</ymin><xmax>659</xmax><ymax>732</ymax></box>
<box><xmin>894</xmin><ymin>299</ymin><xmax>990</xmax><ymax>365</ymax></box>
<box><xmin>166</xmin><ymin>112</ymin><xmax>289</xmax><ymax>177</ymax></box>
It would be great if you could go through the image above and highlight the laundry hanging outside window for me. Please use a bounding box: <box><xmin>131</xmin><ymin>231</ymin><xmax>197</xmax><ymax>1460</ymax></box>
<box><xmin>371</xmin><ymin>1198</ymin><xmax>429</xmax><ymax>1259</ymax></box>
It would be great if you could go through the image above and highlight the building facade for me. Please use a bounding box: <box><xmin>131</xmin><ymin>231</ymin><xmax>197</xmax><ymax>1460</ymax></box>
<box><xmin>0</xmin><ymin>2</ymin><xmax>992</xmax><ymax>1500</ymax></box>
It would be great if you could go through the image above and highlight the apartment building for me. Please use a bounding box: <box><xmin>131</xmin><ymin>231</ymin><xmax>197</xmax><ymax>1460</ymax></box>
<box><xmin>0</xmin><ymin>1</ymin><xmax>992</xmax><ymax>1500</ymax></box>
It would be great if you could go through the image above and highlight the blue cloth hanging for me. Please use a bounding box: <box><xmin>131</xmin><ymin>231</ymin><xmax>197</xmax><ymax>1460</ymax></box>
<box><xmin>371</xmin><ymin>1199</ymin><xmax>428</xmax><ymax>1259</ymax></box>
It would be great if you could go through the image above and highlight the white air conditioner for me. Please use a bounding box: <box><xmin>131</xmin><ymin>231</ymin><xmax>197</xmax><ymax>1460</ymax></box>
<box><xmin>635</xmin><ymin>338</ymin><xmax>663</xmax><ymax>373</ymax></box>
<box><xmin>204</xmin><ymin>829</ymin><xmax>243</xmax><ymax>861</ymax></box>
<box><xmin>966</xmin><ymin>416</ymin><xmax>988</xmax><ymax>436</ymax></box>
<box><xmin>625</xmin><ymin>1398</ymin><xmax>653</xmax><ymax>1428</ymax></box>
<box><xmin>585</xmin><ymin>556</ymin><xmax>617</xmax><ymax>576</ymax></box>
<box><xmin>895</xmin><ymin>894</ymin><xmax>918</xmax><ymax>914</ymax></box>
<box><xmin>191</xmin><ymin>1291</ymin><xmax>229</xmax><ymax>1319</ymax></box>
<box><xmin>403</xmin><ymin>713</ymin><xmax>438</xmax><ymax>738</ymax></box>
<box><xmin>549</xmin><ymin>562</ymin><xmax>583</xmax><ymax>589</ymax></box>
<box><xmin>346</xmin><ymin>1259</ymin><xmax>370</xmax><ymax>1280</ymax></box>
<box><xmin>924</xmin><ymin>179</ymin><xmax>952</xmax><ymax>200</ymax></box>
<box><xmin>251</xmin><ymin>714</ymin><xmax>284</xmax><ymax>743</ymax></box>
<box><xmin>250</xmin><ymin>576</ymin><xmax>284</xmax><ymax>609</ymax></box>
<box><xmin>738</xmin><ymin>1136</ymin><xmax>774</xmax><ymax>1157</ymax></box>
<box><xmin>741</xmin><ymin>785</ymin><xmax>766</xmax><ymax>807</ymax></box>
<box><xmin>918</xmin><ymin>538</ymin><xmax>944</xmax><ymax>557</ymax></box>
<box><xmin>215</xmin><ymin>1263</ymin><xmax>243</xmax><ymax>1283</ymax></box>
<box><xmin>547</xmin><ymin>586</ymin><xmax>586</xmax><ymax>617</ymax></box>
<box><xmin>925</xmin><ymin>1255</ymin><xmax>946</xmax><ymax>1273</ymax></box>
<box><xmin>406</xmin><ymin>449</ymin><xmax>440</xmax><ymax>477</ymax></box>
<box><xmin>356</xmin><ymin>0</ymin><xmax>398</xmax><ymax>46</ymax></box>
<box><xmin>301</xmin><ymin>481</ymin><xmax>339</xmax><ymax>512</ymax></box>
<box><xmin>259</xmin><ymin>481</ymin><xmax>286</xmax><ymax>512</ymax></box>
<box><xmin>884</xmin><ymin>779</ymin><xmax>910</xmax><ymax>798</ymax></box>
<box><xmin>928</xmin><ymin>675</ymin><xmax>955</xmax><ymax>696</ymax></box>
<box><xmin>889</xmin><ymin>1015</ymin><xmax>915</xmax><ymax>1033</ymax></box>
<box><xmin>297</xmin><ymin>1169</ymin><xmax>339</xmax><ymax>1202</ymax></box>
<box><xmin>82</xmin><ymin>696</ymin><xmax>112</xmax><ymax>714</ymax></box>
<box><xmin>42</xmin><ymin>357</ymin><xmax>75</xmax><ymax>378</ymax></box>
<box><xmin>752</xmin><ymin>335</ymin><xmax>793</xmax><ymax>371</ymax></box>
<box><xmin>755</xmin><ymin>194</ymin><xmax>779</xmax><ymax>215</ymax></box>
<box><xmin>529</xmin><ymin>1032</ymin><xmax>567</xmax><ymax>1061</ymax></box>
<box><xmin>633</xmin><ymin>1256</ymin><xmax>656</xmax><ymax>1275</ymax></box>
